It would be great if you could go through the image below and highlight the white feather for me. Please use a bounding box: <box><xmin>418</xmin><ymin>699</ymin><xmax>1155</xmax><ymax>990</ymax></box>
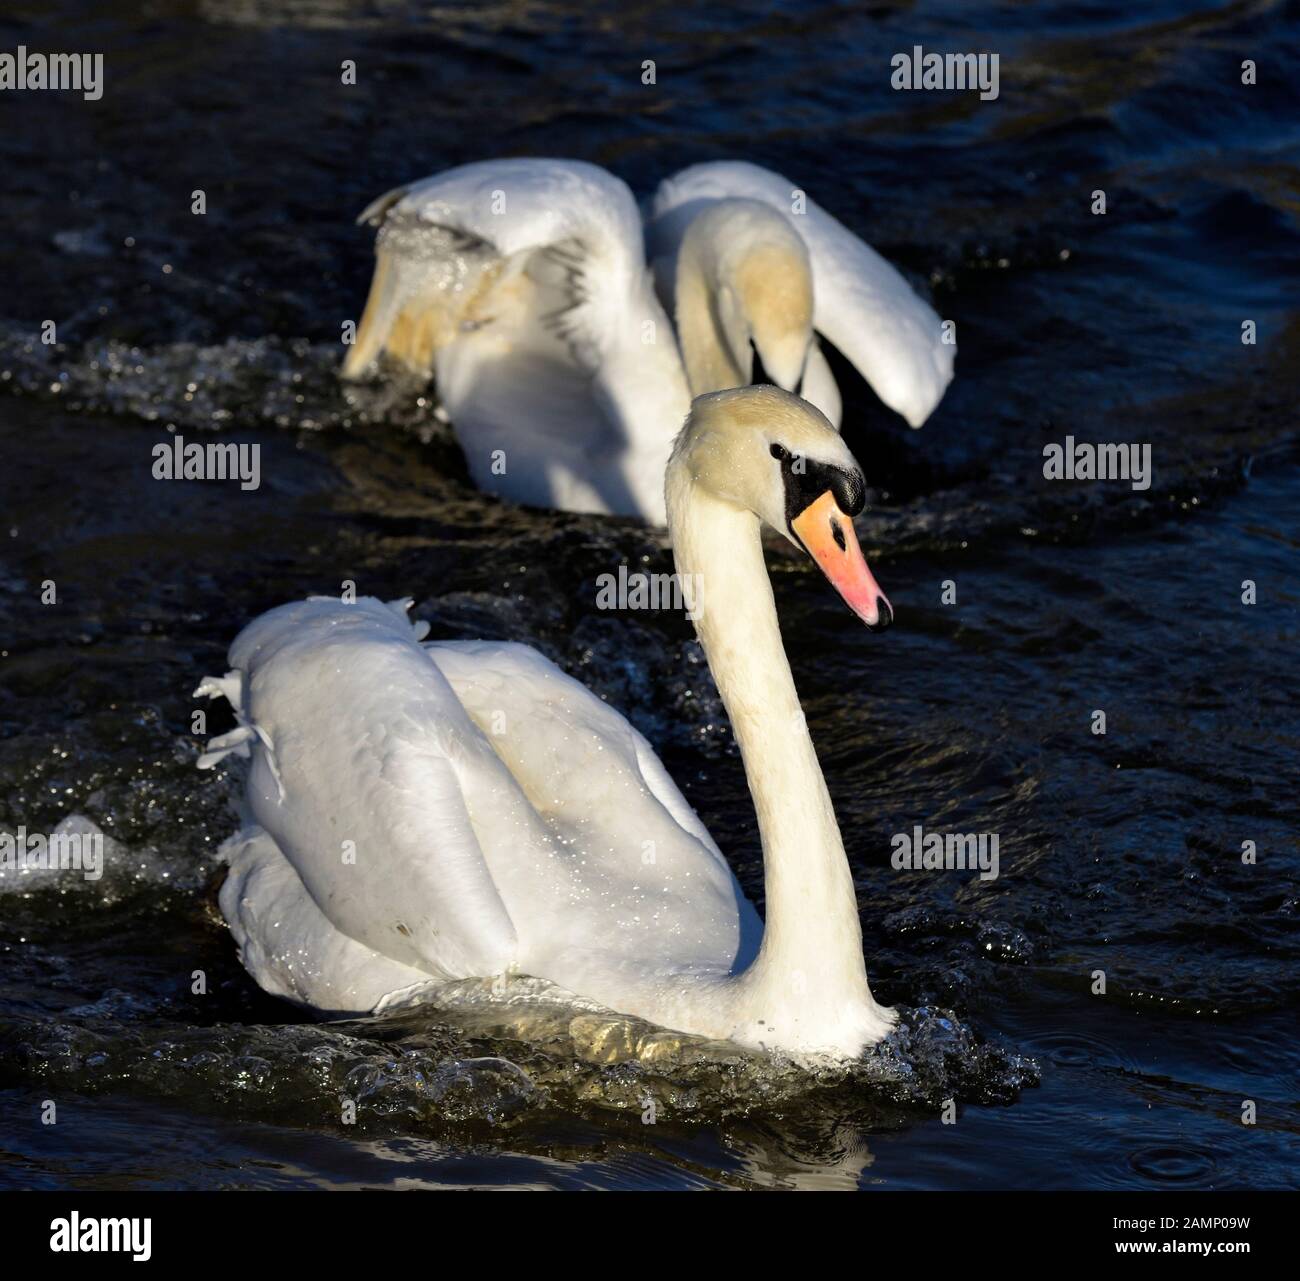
<box><xmin>348</xmin><ymin>159</ymin><xmax>691</xmax><ymax>522</ymax></box>
<box><xmin>201</xmin><ymin>388</ymin><xmax>900</xmax><ymax>1058</ymax></box>
<box><xmin>647</xmin><ymin>160</ymin><xmax>954</xmax><ymax>427</ymax></box>
<box><xmin>202</xmin><ymin>596</ymin><xmax>759</xmax><ymax>1017</ymax></box>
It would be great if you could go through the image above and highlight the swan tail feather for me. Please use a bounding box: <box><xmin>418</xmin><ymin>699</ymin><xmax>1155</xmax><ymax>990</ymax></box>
<box><xmin>193</xmin><ymin>671</ymin><xmax>243</xmax><ymax>709</ymax></box>
<box><xmin>197</xmin><ymin>726</ymin><xmax>255</xmax><ymax>770</ymax></box>
<box><xmin>196</xmin><ymin>670</ymin><xmax>243</xmax><ymax>768</ymax></box>
<box><xmin>192</xmin><ymin>668</ymin><xmax>283</xmax><ymax>798</ymax></box>
<box><xmin>195</xmin><ymin>670</ymin><xmax>251</xmax><ymax>768</ymax></box>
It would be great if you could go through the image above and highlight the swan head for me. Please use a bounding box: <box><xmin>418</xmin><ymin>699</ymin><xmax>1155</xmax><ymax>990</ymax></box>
<box><xmin>668</xmin><ymin>385</ymin><xmax>892</xmax><ymax>630</ymax></box>
<box><xmin>680</xmin><ymin>199</ymin><xmax>814</xmax><ymax>394</ymax></box>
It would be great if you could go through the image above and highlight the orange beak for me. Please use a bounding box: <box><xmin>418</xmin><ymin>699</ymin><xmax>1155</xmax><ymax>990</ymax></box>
<box><xmin>790</xmin><ymin>490</ymin><xmax>893</xmax><ymax>630</ymax></box>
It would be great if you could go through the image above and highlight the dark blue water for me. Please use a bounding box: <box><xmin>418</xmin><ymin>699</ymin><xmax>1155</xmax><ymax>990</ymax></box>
<box><xmin>0</xmin><ymin>0</ymin><xmax>1297</xmax><ymax>1189</ymax></box>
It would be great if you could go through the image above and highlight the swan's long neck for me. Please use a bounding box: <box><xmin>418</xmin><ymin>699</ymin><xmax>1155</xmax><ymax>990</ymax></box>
<box><xmin>668</xmin><ymin>478</ymin><xmax>873</xmax><ymax>1012</ymax></box>
<box><xmin>674</xmin><ymin>247</ymin><xmax>747</xmax><ymax>397</ymax></box>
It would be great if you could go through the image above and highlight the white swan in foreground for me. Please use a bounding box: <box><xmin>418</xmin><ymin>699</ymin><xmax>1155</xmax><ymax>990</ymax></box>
<box><xmin>198</xmin><ymin>387</ymin><xmax>896</xmax><ymax>1058</ymax></box>
<box><xmin>341</xmin><ymin>157</ymin><xmax>952</xmax><ymax>523</ymax></box>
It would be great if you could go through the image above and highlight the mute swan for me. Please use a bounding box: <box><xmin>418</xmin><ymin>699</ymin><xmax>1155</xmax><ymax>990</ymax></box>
<box><xmin>198</xmin><ymin>386</ymin><xmax>896</xmax><ymax>1059</ymax></box>
<box><xmin>342</xmin><ymin>158</ymin><xmax>689</xmax><ymax>522</ymax></box>
<box><xmin>646</xmin><ymin>160</ymin><xmax>954</xmax><ymax>431</ymax></box>
<box><xmin>342</xmin><ymin>158</ymin><xmax>951</xmax><ymax>523</ymax></box>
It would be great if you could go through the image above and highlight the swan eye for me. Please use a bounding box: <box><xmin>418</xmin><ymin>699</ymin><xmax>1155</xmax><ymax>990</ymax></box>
<box><xmin>770</xmin><ymin>443</ymin><xmax>790</xmax><ymax>463</ymax></box>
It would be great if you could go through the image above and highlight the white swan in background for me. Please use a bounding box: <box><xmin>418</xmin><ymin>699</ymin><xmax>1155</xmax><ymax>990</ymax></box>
<box><xmin>646</xmin><ymin>160</ymin><xmax>954</xmax><ymax>431</ymax></box>
<box><xmin>342</xmin><ymin>157</ymin><xmax>952</xmax><ymax>523</ymax></box>
<box><xmin>341</xmin><ymin>158</ymin><xmax>689</xmax><ymax>521</ymax></box>
<box><xmin>198</xmin><ymin>387</ymin><xmax>896</xmax><ymax>1059</ymax></box>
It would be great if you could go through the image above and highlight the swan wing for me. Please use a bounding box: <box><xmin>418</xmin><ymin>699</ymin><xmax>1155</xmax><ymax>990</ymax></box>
<box><xmin>342</xmin><ymin>209</ymin><xmax>500</xmax><ymax>377</ymax></box>
<box><xmin>199</xmin><ymin>597</ymin><xmax>523</xmax><ymax>982</ymax></box>
<box><xmin>426</xmin><ymin>640</ymin><xmax>761</xmax><ymax>979</ymax></box>
<box><xmin>347</xmin><ymin>158</ymin><xmax>688</xmax><ymax>520</ymax></box>
<box><xmin>647</xmin><ymin>160</ymin><xmax>953</xmax><ymax>427</ymax></box>
<box><xmin>199</xmin><ymin>596</ymin><xmax>756</xmax><ymax>1017</ymax></box>
<box><xmin>218</xmin><ymin>825</ymin><xmax>440</xmax><ymax>1014</ymax></box>
<box><xmin>358</xmin><ymin>160</ymin><xmax>638</xmax><ymax>363</ymax></box>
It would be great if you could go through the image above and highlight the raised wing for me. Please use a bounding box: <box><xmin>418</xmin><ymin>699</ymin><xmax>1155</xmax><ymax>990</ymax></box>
<box><xmin>344</xmin><ymin>158</ymin><xmax>650</xmax><ymax>380</ymax></box>
<box><xmin>343</xmin><ymin>159</ymin><xmax>690</xmax><ymax>522</ymax></box>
